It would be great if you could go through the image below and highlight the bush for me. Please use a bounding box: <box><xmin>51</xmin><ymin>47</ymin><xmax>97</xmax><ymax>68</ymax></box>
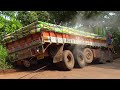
<box><xmin>0</xmin><ymin>45</ymin><xmax>13</xmax><ymax>69</ymax></box>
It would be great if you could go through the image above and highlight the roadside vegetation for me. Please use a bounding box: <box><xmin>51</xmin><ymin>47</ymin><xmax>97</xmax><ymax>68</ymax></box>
<box><xmin>0</xmin><ymin>45</ymin><xmax>13</xmax><ymax>69</ymax></box>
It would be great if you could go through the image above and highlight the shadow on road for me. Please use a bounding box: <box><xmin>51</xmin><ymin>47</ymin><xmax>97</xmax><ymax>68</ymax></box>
<box><xmin>88</xmin><ymin>60</ymin><xmax>120</xmax><ymax>70</ymax></box>
<box><xmin>14</xmin><ymin>56</ymin><xmax>120</xmax><ymax>72</ymax></box>
<box><xmin>14</xmin><ymin>58</ymin><xmax>59</xmax><ymax>72</ymax></box>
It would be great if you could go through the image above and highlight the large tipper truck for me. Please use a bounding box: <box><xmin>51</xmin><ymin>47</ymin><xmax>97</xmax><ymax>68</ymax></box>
<box><xmin>1</xmin><ymin>21</ymin><xmax>113</xmax><ymax>70</ymax></box>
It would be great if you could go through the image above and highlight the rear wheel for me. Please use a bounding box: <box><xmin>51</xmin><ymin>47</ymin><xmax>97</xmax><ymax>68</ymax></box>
<box><xmin>74</xmin><ymin>50</ymin><xmax>86</xmax><ymax>68</ymax></box>
<box><xmin>23</xmin><ymin>60</ymin><xmax>31</xmax><ymax>68</ymax></box>
<box><xmin>57</xmin><ymin>50</ymin><xmax>75</xmax><ymax>71</ymax></box>
<box><xmin>83</xmin><ymin>48</ymin><xmax>93</xmax><ymax>63</ymax></box>
<box><xmin>98</xmin><ymin>50</ymin><xmax>107</xmax><ymax>64</ymax></box>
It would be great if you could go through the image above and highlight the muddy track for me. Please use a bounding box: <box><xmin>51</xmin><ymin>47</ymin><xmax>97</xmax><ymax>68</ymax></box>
<box><xmin>18</xmin><ymin>65</ymin><xmax>49</xmax><ymax>79</ymax></box>
<box><xmin>1</xmin><ymin>58</ymin><xmax>120</xmax><ymax>79</ymax></box>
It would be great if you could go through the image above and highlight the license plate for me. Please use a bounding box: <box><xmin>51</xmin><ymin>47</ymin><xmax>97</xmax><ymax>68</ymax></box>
<box><xmin>37</xmin><ymin>54</ymin><xmax>44</xmax><ymax>60</ymax></box>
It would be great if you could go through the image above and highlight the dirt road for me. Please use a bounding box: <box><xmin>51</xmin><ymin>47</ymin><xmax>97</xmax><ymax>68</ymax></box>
<box><xmin>1</xmin><ymin>58</ymin><xmax>120</xmax><ymax>79</ymax></box>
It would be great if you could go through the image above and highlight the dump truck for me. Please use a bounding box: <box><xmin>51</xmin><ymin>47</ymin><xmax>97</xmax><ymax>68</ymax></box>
<box><xmin>1</xmin><ymin>21</ymin><xmax>113</xmax><ymax>70</ymax></box>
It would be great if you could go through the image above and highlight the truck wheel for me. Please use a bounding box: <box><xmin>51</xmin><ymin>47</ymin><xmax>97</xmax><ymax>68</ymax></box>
<box><xmin>99</xmin><ymin>50</ymin><xmax>107</xmax><ymax>64</ymax></box>
<box><xmin>58</xmin><ymin>50</ymin><xmax>75</xmax><ymax>71</ymax></box>
<box><xmin>83</xmin><ymin>48</ymin><xmax>93</xmax><ymax>63</ymax></box>
<box><xmin>74</xmin><ymin>50</ymin><xmax>86</xmax><ymax>68</ymax></box>
<box><xmin>23</xmin><ymin>60</ymin><xmax>31</xmax><ymax>68</ymax></box>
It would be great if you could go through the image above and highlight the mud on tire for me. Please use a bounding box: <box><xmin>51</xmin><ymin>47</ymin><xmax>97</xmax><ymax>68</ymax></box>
<box><xmin>74</xmin><ymin>50</ymin><xmax>86</xmax><ymax>68</ymax></box>
<box><xmin>98</xmin><ymin>50</ymin><xmax>107</xmax><ymax>64</ymax></box>
<box><xmin>83</xmin><ymin>48</ymin><xmax>93</xmax><ymax>64</ymax></box>
<box><xmin>57</xmin><ymin>50</ymin><xmax>75</xmax><ymax>71</ymax></box>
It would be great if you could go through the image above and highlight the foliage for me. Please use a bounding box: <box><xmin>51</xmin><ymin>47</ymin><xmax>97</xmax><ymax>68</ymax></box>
<box><xmin>36</xmin><ymin>11</ymin><xmax>50</xmax><ymax>22</ymax></box>
<box><xmin>17</xmin><ymin>11</ymin><xmax>38</xmax><ymax>26</ymax></box>
<box><xmin>0</xmin><ymin>11</ymin><xmax>22</xmax><ymax>41</ymax></box>
<box><xmin>0</xmin><ymin>11</ymin><xmax>22</xmax><ymax>69</ymax></box>
<box><xmin>0</xmin><ymin>45</ymin><xmax>13</xmax><ymax>69</ymax></box>
<box><xmin>48</xmin><ymin>11</ymin><xmax>77</xmax><ymax>23</ymax></box>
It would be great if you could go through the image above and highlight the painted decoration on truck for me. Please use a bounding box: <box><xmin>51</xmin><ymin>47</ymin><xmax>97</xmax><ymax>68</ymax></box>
<box><xmin>42</xmin><ymin>31</ymin><xmax>107</xmax><ymax>47</ymax></box>
<box><xmin>2</xmin><ymin>21</ymin><xmax>106</xmax><ymax>45</ymax></box>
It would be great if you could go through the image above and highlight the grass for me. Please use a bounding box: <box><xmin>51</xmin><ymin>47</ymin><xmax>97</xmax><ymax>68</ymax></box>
<box><xmin>0</xmin><ymin>45</ymin><xmax>13</xmax><ymax>70</ymax></box>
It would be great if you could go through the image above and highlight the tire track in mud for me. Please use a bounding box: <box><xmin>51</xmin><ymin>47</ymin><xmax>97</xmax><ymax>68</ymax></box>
<box><xmin>18</xmin><ymin>65</ymin><xmax>49</xmax><ymax>79</ymax></box>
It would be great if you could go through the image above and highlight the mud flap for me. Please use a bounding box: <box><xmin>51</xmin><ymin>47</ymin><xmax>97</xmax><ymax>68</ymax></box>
<box><xmin>53</xmin><ymin>44</ymin><xmax>64</xmax><ymax>63</ymax></box>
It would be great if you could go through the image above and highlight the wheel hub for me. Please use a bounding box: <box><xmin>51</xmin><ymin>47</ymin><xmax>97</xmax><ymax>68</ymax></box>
<box><xmin>86</xmin><ymin>51</ymin><xmax>91</xmax><ymax>59</ymax></box>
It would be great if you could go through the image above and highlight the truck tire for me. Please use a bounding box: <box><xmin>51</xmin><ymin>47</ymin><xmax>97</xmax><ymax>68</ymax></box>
<box><xmin>58</xmin><ymin>50</ymin><xmax>75</xmax><ymax>71</ymax></box>
<box><xmin>99</xmin><ymin>50</ymin><xmax>107</xmax><ymax>64</ymax></box>
<box><xmin>23</xmin><ymin>60</ymin><xmax>31</xmax><ymax>68</ymax></box>
<box><xmin>83</xmin><ymin>48</ymin><xmax>93</xmax><ymax>63</ymax></box>
<box><xmin>74</xmin><ymin>50</ymin><xmax>86</xmax><ymax>68</ymax></box>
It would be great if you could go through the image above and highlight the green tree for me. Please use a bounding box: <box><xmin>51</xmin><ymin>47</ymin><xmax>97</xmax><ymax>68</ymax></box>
<box><xmin>48</xmin><ymin>11</ymin><xmax>77</xmax><ymax>23</ymax></box>
<box><xmin>36</xmin><ymin>11</ymin><xmax>50</xmax><ymax>22</ymax></box>
<box><xmin>17</xmin><ymin>11</ymin><xmax>38</xmax><ymax>26</ymax></box>
<box><xmin>0</xmin><ymin>11</ymin><xmax>22</xmax><ymax>41</ymax></box>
